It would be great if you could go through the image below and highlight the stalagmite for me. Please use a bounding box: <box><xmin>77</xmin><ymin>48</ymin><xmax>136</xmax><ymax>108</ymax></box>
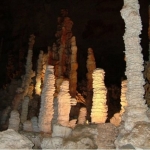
<box><xmin>110</xmin><ymin>80</ymin><xmax>127</xmax><ymax>126</ymax></box>
<box><xmin>35</xmin><ymin>50</ymin><xmax>43</xmax><ymax>95</ymax></box>
<box><xmin>86</xmin><ymin>48</ymin><xmax>96</xmax><ymax>91</ymax></box>
<box><xmin>86</xmin><ymin>48</ymin><xmax>96</xmax><ymax>121</ymax></box>
<box><xmin>91</xmin><ymin>68</ymin><xmax>108</xmax><ymax>123</ymax></box>
<box><xmin>69</xmin><ymin>36</ymin><xmax>78</xmax><ymax>98</ymax></box>
<box><xmin>78</xmin><ymin>107</ymin><xmax>87</xmax><ymax>125</ymax></box>
<box><xmin>120</xmin><ymin>0</ymin><xmax>149</xmax><ymax>132</ymax></box>
<box><xmin>57</xmin><ymin>80</ymin><xmax>71</xmax><ymax>126</ymax></box>
<box><xmin>23</xmin><ymin>120</ymin><xmax>33</xmax><ymax>132</ymax></box>
<box><xmin>57</xmin><ymin>80</ymin><xmax>77</xmax><ymax>127</ymax></box>
<box><xmin>8</xmin><ymin>110</ymin><xmax>20</xmax><ymax>131</ymax></box>
<box><xmin>20</xmin><ymin>96</ymin><xmax>30</xmax><ymax>123</ymax></box>
<box><xmin>31</xmin><ymin>117</ymin><xmax>40</xmax><ymax>132</ymax></box>
<box><xmin>115</xmin><ymin>0</ymin><xmax>150</xmax><ymax>149</ymax></box>
<box><xmin>38</xmin><ymin>65</ymin><xmax>55</xmax><ymax>133</ymax></box>
<box><xmin>22</xmin><ymin>34</ymin><xmax>35</xmax><ymax>97</ymax></box>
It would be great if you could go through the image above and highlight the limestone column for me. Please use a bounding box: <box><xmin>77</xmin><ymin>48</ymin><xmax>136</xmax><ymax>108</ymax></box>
<box><xmin>119</xmin><ymin>0</ymin><xmax>149</xmax><ymax>132</ymax></box>
<box><xmin>91</xmin><ymin>68</ymin><xmax>108</xmax><ymax>123</ymax></box>
<box><xmin>35</xmin><ymin>50</ymin><xmax>43</xmax><ymax>95</ymax></box>
<box><xmin>69</xmin><ymin>36</ymin><xmax>78</xmax><ymax>98</ymax></box>
<box><xmin>86</xmin><ymin>48</ymin><xmax>96</xmax><ymax>121</ymax></box>
<box><xmin>38</xmin><ymin>65</ymin><xmax>55</xmax><ymax>133</ymax></box>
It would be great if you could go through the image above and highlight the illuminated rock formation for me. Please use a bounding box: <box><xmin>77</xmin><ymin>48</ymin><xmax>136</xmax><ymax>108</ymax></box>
<box><xmin>69</xmin><ymin>36</ymin><xmax>78</xmax><ymax>98</ymax></box>
<box><xmin>115</xmin><ymin>0</ymin><xmax>150</xmax><ymax>149</ymax></box>
<box><xmin>57</xmin><ymin>80</ymin><xmax>77</xmax><ymax>128</ymax></box>
<box><xmin>35</xmin><ymin>50</ymin><xmax>43</xmax><ymax>95</ymax></box>
<box><xmin>20</xmin><ymin>96</ymin><xmax>29</xmax><ymax>123</ymax></box>
<box><xmin>110</xmin><ymin>80</ymin><xmax>127</xmax><ymax>126</ymax></box>
<box><xmin>86</xmin><ymin>48</ymin><xmax>96</xmax><ymax>91</ymax></box>
<box><xmin>38</xmin><ymin>65</ymin><xmax>55</xmax><ymax>133</ymax></box>
<box><xmin>8</xmin><ymin>110</ymin><xmax>20</xmax><ymax>131</ymax></box>
<box><xmin>22</xmin><ymin>34</ymin><xmax>35</xmax><ymax>97</ymax></box>
<box><xmin>91</xmin><ymin>68</ymin><xmax>108</xmax><ymax>123</ymax></box>
<box><xmin>86</xmin><ymin>48</ymin><xmax>96</xmax><ymax>121</ymax></box>
<box><xmin>78</xmin><ymin>107</ymin><xmax>87</xmax><ymax>125</ymax></box>
<box><xmin>119</xmin><ymin>0</ymin><xmax>149</xmax><ymax>132</ymax></box>
<box><xmin>57</xmin><ymin>80</ymin><xmax>71</xmax><ymax>126</ymax></box>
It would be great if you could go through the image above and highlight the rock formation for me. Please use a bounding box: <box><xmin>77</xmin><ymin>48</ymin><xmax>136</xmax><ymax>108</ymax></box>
<box><xmin>0</xmin><ymin>129</ymin><xmax>34</xmax><ymax>149</ymax></box>
<box><xmin>8</xmin><ymin>110</ymin><xmax>20</xmax><ymax>131</ymax></box>
<box><xmin>91</xmin><ymin>68</ymin><xmax>108</xmax><ymax>123</ymax></box>
<box><xmin>57</xmin><ymin>80</ymin><xmax>71</xmax><ymax>126</ymax></box>
<box><xmin>21</xmin><ymin>34</ymin><xmax>35</xmax><ymax>97</ymax></box>
<box><xmin>110</xmin><ymin>80</ymin><xmax>127</xmax><ymax>126</ymax></box>
<box><xmin>20</xmin><ymin>96</ymin><xmax>30</xmax><ymax>123</ymax></box>
<box><xmin>35</xmin><ymin>50</ymin><xmax>43</xmax><ymax>95</ymax></box>
<box><xmin>78</xmin><ymin>107</ymin><xmax>87</xmax><ymax>125</ymax></box>
<box><xmin>69</xmin><ymin>36</ymin><xmax>78</xmax><ymax>98</ymax></box>
<box><xmin>31</xmin><ymin>116</ymin><xmax>40</xmax><ymax>132</ymax></box>
<box><xmin>86</xmin><ymin>48</ymin><xmax>96</xmax><ymax>121</ymax></box>
<box><xmin>23</xmin><ymin>120</ymin><xmax>33</xmax><ymax>132</ymax></box>
<box><xmin>115</xmin><ymin>0</ymin><xmax>150</xmax><ymax>149</ymax></box>
<box><xmin>38</xmin><ymin>65</ymin><xmax>55</xmax><ymax>133</ymax></box>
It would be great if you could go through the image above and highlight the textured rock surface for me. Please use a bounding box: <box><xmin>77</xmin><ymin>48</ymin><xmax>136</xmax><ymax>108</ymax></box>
<box><xmin>91</xmin><ymin>68</ymin><xmax>108</xmax><ymax>123</ymax></box>
<box><xmin>120</xmin><ymin>0</ymin><xmax>149</xmax><ymax>132</ymax></box>
<box><xmin>0</xmin><ymin>129</ymin><xmax>34</xmax><ymax>149</ymax></box>
<box><xmin>38</xmin><ymin>65</ymin><xmax>55</xmax><ymax>133</ymax></box>
<box><xmin>8</xmin><ymin>110</ymin><xmax>20</xmax><ymax>131</ymax></box>
<box><xmin>78</xmin><ymin>107</ymin><xmax>87</xmax><ymax>125</ymax></box>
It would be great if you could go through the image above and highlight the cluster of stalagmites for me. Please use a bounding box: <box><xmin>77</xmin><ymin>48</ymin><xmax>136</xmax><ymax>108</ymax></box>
<box><xmin>91</xmin><ymin>68</ymin><xmax>108</xmax><ymax>123</ymax></box>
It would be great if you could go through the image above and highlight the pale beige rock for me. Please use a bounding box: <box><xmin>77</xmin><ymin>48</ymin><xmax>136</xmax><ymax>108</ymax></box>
<box><xmin>0</xmin><ymin>129</ymin><xmax>34</xmax><ymax>149</ymax></box>
<box><xmin>20</xmin><ymin>96</ymin><xmax>29</xmax><ymax>123</ymax></box>
<box><xmin>31</xmin><ymin>116</ymin><xmax>40</xmax><ymax>132</ymax></box>
<box><xmin>52</xmin><ymin>124</ymin><xmax>72</xmax><ymax>138</ymax></box>
<box><xmin>41</xmin><ymin>137</ymin><xmax>63</xmax><ymax>149</ymax></box>
<box><xmin>91</xmin><ymin>68</ymin><xmax>108</xmax><ymax>123</ymax></box>
<box><xmin>38</xmin><ymin>65</ymin><xmax>55</xmax><ymax>133</ymax></box>
<box><xmin>78</xmin><ymin>107</ymin><xmax>87</xmax><ymax>125</ymax></box>
<box><xmin>119</xmin><ymin>0</ymin><xmax>150</xmax><ymax>132</ymax></box>
<box><xmin>8</xmin><ymin>110</ymin><xmax>20</xmax><ymax>131</ymax></box>
<box><xmin>35</xmin><ymin>50</ymin><xmax>43</xmax><ymax>95</ymax></box>
<box><xmin>23</xmin><ymin>120</ymin><xmax>33</xmax><ymax>132</ymax></box>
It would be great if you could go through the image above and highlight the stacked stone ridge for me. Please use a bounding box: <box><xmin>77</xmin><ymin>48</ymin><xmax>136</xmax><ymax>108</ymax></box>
<box><xmin>91</xmin><ymin>68</ymin><xmax>108</xmax><ymax>123</ymax></box>
<box><xmin>38</xmin><ymin>65</ymin><xmax>55</xmax><ymax>133</ymax></box>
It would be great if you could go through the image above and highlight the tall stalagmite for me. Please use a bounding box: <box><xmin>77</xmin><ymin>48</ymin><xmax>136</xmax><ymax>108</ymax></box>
<box><xmin>35</xmin><ymin>51</ymin><xmax>43</xmax><ymax>95</ymax></box>
<box><xmin>120</xmin><ymin>0</ymin><xmax>149</xmax><ymax>132</ymax></box>
<box><xmin>38</xmin><ymin>65</ymin><xmax>55</xmax><ymax>133</ymax></box>
<box><xmin>115</xmin><ymin>0</ymin><xmax>150</xmax><ymax>148</ymax></box>
<box><xmin>91</xmin><ymin>68</ymin><xmax>108</xmax><ymax>123</ymax></box>
<box><xmin>86</xmin><ymin>48</ymin><xmax>96</xmax><ymax>121</ymax></box>
<box><xmin>69</xmin><ymin>36</ymin><xmax>78</xmax><ymax>98</ymax></box>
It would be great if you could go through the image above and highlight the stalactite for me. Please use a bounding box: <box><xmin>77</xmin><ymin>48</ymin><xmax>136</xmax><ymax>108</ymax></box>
<box><xmin>69</xmin><ymin>36</ymin><xmax>78</xmax><ymax>98</ymax></box>
<box><xmin>91</xmin><ymin>68</ymin><xmax>108</xmax><ymax>123</ymax></box>
<box><xmin>38</xmin><ymin>65</ymin><xmax>55</xmax><ymax>133</ymax></box>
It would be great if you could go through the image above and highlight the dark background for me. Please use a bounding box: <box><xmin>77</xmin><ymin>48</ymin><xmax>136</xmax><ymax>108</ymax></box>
<box><xmin>0</xmin><ymin>0</ymin><xmax>149</xmax><ymax>87</ymax></box>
